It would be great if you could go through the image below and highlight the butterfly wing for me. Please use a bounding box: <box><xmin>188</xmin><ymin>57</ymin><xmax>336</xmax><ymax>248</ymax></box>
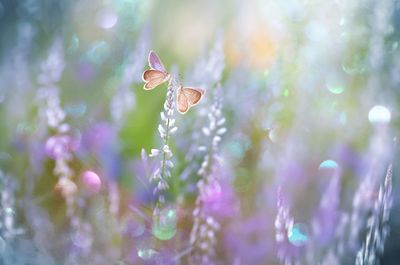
<box><xmin>148</xmin><ymin>50</ymin><xmax>166</xmax><ymax>72</ymax></box>
<box><xmin>177</xmin><ymin>89</ymin><xmax>189</xmax><ymax>114</ymax></box>
<box><xmin>142</xmin><ymin>70</ymin><xmax>169</xmax><ymax>90</ymax></box>
<box><xmin>182</xmin><ymin>87</ymin><xmax>205</xmax><ymax>106</ymax></box>
<box><xmin>177</xmin><ymin>87</ymin><xmax>205</xmax><ymax>114</ymax></box>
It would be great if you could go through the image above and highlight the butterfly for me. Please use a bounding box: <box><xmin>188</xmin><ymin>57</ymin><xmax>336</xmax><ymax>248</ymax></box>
<box><xmin>142</xmin><ymin>50</ymin><xmax>171</xmax><ymax>90</ymax></box>
<box><xmin>177</xmin><ymin>86</ymin><xmax>205</xmax><ymax>114</ymax></box>
<box><xmin>142</xmin><ymin>50</ymin><xmax>206</xmax><ymax>114</ymax></box>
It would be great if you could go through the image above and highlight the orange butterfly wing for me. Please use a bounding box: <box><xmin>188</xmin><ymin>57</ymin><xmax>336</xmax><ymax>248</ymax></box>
<box><xmin>142</xmin><ymin>70</ymin><xmax>169</xmax><ymax>90</ymax></box>
<box><xmin>177</xmin><ymin>87</ymin><xmax>205</xmax><ymax>114</ymax></box>
<box><xmin>177</xmin><ymin>90</ymin><xmax>189</xmax><ymax>114</ymax></box>
<box><xmin>182</xmin><ymin>87</ymin><xmax>204</xmax><ymax>106</ymax></box>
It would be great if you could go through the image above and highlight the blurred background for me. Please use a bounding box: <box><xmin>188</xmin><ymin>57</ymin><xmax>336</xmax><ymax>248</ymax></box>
<box><xmin>0</xmin><ymin>0</ymin><xmax>399</xmax><ymax>264</ymax></box>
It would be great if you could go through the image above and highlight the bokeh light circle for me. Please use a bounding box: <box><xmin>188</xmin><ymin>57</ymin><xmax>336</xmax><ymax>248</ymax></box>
<box><xmin>288</xmin><ymin>223</ymin><xmax>309</xmax><ymax>246</ymax></box>
<box><xmin>152</xmin><ymin>207</ymin><xmax>177</xmax><ymax>241</ymax></box>
<box><xmin>368</xmin><ymin>105</ymin><xmax>391</xmax><ymax>124</ymax></box>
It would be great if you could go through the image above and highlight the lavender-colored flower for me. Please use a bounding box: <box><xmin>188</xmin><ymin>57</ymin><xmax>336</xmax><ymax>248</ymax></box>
<box><xmin>129</xmin><ymin>149</ymin><xmax>158</xmax><ymax>205</ymax></box>
<box><xmin>189</xmin><ymin>88</ymin><xmax>226</xmax><ymax>265</ymax></box>
<box><xmin>149</xmin><ymin>75</ymin><xmax>179</xmax><ymax>215</ymax></box>
<box><xmin>36</xmin><ymin>40</ymin><xmax>98</xmax><ymax>263</ymax></box>
<box><xmin>37</xmin><ymin>40</ymin><xmax>78</xmax><ymax>217</ymax></box>
<box><xmin>176</xmin><ymin>35</ymin><xmax>225</xmax><ymax>170</ymax></box>
<box><xmin>45</xmin><ymin>135</ymin><xmax>73</xmax><ymax>160</ymax></box>
<box><xmin>348</xmin><ymin>128</ymin><xmax>392</xmax><ymax>253</ymax></box>
<box><xmin>355</xmin><ymin>164</ymin><xmax>393</xmax><ymax>265</ymax></box>
<box><xmin>275</xmin><ymin>187</ymin><xmax>294</xmax><ymax>264</ymax></box>
<box><xmin>275</xmin><ymin>187</ymin><xmax>306</xmax><ymax>265</ymax></box>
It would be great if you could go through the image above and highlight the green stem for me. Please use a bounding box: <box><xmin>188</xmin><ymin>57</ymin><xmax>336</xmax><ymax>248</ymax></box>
<box><xmin>157</xmin><ymin>80</ymin><xmax>174</xmax><ymax>211</ymax></box>
<box><xmin>160</xmin><ymin>116</ymin><xmax>170</xmax><ymax>182</ymax></box>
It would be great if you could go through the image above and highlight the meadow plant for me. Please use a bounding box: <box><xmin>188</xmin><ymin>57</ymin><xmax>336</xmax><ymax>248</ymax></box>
<box><xmin>37</xmin><ymin>40</ymin><xmax>78</xmax><ymax>218</ymax></box>
<box><xmin>0</xmin><ymin>1</ymin><xmax>399</xmax><ymax>265</ymax></box>
<box><xmin>148</xmin><ymin>75</ymin><xmax>179</xmax><ymax>215</ymax></box>
<box><xmin>275</xmin><ymin>188</ymin><xmax>298</xmax><ymax>265</ymax></box>
<box><xmin>355</xmin><ymin>165</ymin><xmax>393</xmax><ymax>265</ymax></box>
<box><xmin>189</xmin><ymin>88</ymin><xmax>226</xmax><ymax>265</ymax></box>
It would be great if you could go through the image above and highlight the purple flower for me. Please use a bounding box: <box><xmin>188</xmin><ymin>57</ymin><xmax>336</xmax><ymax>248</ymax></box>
<box><xmin>45</xmin><ymin>135</ymin><xmax>72</xmax><ymax>159</ymax></box>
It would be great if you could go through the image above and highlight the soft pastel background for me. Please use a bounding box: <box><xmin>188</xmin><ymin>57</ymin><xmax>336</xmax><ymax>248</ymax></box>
<box><xmin>0</xmin><ymin>0</ymin><xmax>399</xmax><ymax>264</ymax></box>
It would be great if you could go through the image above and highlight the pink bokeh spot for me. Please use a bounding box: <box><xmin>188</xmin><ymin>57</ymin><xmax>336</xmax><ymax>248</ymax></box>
<box><xmin>81</xmin><ymin>170</ymin><xmax>102</xmax><ymax>194</ymax></box>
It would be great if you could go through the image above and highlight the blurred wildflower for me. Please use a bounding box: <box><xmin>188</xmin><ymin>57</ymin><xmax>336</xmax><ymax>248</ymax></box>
<box><xmin>177</xmin><ymin>34</ymin><xmax>225</xmax><ymax>175</ymax></box>
<box><xmin>189</xmin><ymin>88</ymin><xmax>226</xmax><ymax>265</ymax></box>
<box><xmin>355</xmin><ymin>164</ymin><xmax>393</xmax><ymax>265</ymax></box>
<box><xmin>37</xmin><ymin>40</ymin><xmax>98</xmax><ymax>263</ymax></box>
<box><xmin>36</xmin><ymin>39</ymin><xmax>78</xmax><ymax>217</ymax></box>
<box><xmin>275</xmin><ymin>187</ymin><xmax>305</xmax><ymax>265</ymax></box>
<box><xmin>348</xmin><ymin>125</ymin><xmax>392</xmax><ymax>253</ymax></box>
<box><xmin>0</xmin><ymin>1</ymin><xmax>398</xmax><ymax>264</ymax></box>
<box><xmin>149</xmin><ymin>75</ymin><xmax>179</xmax><ymax>215</ymax></box>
